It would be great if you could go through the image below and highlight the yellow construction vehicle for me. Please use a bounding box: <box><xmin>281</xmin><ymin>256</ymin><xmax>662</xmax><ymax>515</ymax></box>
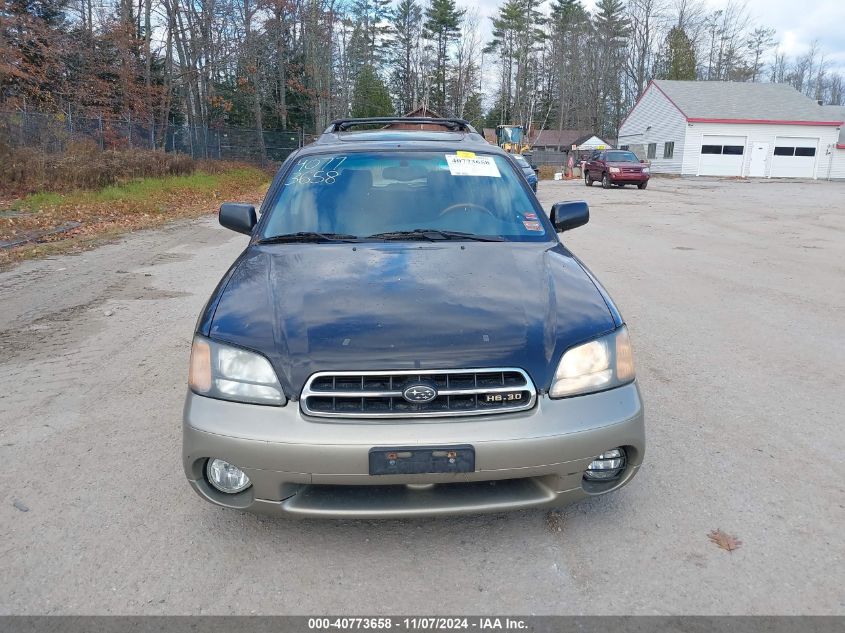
<box><xmin>495</xmin><ymin>125</ymin><xmax>531</xmax><ymax>154</ymax></box>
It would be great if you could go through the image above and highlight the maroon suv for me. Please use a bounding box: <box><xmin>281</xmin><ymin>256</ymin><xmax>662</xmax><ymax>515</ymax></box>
<box><xmin>584</xmin><ymin>150</ymin><xmax>650</xmax><ymax>189</ymax></box>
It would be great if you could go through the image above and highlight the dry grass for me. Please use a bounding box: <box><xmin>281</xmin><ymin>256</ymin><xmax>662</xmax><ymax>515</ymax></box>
<box><xmin>0</xmin><ymin>139</ymin><xmax>204</xmax><ymax>195</ymax></box>
<box><xmin>538</xmin><ymin>165</ymin><xmax>562</xmax><ymax>180</ymax></box>
<box><xmin>1</xmin><ymin>166</ymin><xmax>271</xmax><ymax>267</ymax></box>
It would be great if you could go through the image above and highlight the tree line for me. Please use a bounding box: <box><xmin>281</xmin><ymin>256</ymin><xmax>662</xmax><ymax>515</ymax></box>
<box><xmin>2</xmin><ymin>0</ymin><xmax>842</xmax><ymax>157</ymax></box>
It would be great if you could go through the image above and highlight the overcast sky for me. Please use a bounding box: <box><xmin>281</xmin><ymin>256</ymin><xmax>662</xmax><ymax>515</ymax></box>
<box><xmin>700</xmin><ymin>0</ymin><xmax>843</xmax><ymax>68</ymax></box>
<box><xmin>463</xmin><ymin>0</ymin><xmax>845</xmax><ymax>72</ymax></box>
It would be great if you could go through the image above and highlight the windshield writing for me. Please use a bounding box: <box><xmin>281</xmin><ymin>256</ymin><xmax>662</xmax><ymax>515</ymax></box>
<box><xmin>262</xmin><ymin>152</ymin><xmax>548</xmax><ymax>242</ymax></box>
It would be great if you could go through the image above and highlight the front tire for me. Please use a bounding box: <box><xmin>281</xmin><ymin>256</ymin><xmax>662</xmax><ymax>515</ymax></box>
<box><xmin>638</xmin><ymin>181</ymin><xmax>648</xmax><ymax>190</ymax></box>
<box><xmin>585</xmin><ymin>172</ymin><xmax>593</xmax><ymax>186</ymax></box>
<box><xmin>601</xmin><ymin>173</ymin><xmax>611</xmax><ymax>189</ymax></box>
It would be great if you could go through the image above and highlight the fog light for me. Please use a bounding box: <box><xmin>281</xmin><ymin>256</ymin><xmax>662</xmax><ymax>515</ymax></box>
<box><xmin>584</xmin><ymin>448</ymin><xmax>626</xmax><ymax>481</ymax></box>
<box><xmin>206</xmin><ymin>458</ymin><xmax>251</xmax><ymax>493</ymax></box>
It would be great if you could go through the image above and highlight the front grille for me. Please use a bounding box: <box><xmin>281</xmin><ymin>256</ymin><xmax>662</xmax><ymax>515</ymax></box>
<box><xmin>300</xmin><ymin>368</ymin><xmax>537</xmax><ymax>419</ymax></box>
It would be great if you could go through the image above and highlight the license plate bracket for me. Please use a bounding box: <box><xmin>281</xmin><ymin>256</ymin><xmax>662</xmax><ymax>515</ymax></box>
<box><xmin>368</xmin><ymin>445</ymin><xmax>475</xmax><ymax>476</ymax></box>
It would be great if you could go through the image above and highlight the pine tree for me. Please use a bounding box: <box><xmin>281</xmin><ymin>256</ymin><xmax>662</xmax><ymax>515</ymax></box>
<box><xmin>592</xmin><ymin>0</ymin><xmax>629</xmax><ymax>135</ymax></box>
<box><xmin>424</xmin><ymin>0</ymin><xmax>464</xmax><ymax>114</ymax></box>
<box><xmin>352</xmin><ymin>64</ymin><xmax>395</xmax><ymax>117</ymax></box>
<box><xmin>461</xmin><ymin>92</ymin><xmax>483</xmax><ymax>129</ymax></box>
<box><xmin>348</xmin><ymin>0</ymin><xmax>394</xmax><ymax>74</ymax></box>
<box><xmin>549</xmin><ymin>0</ymin><xmax>590</xmax><ymax>130</ymax></box>
<box><xmin>663</xmin><ymin>27</ymin><xmax>696</xmax><ymax>80</ymax></box>
<box><xmin>389</xmin><ymin>0</ymin><xmax>423</xmax><ymax>113</ymax></box>
<box><xmin>486</xmin><ymin>0</ymin><xmax>546</xmax><ymax>128</ymax></box>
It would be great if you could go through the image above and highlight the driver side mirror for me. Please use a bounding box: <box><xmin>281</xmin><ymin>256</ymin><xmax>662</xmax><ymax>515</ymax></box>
<box><xmin>550</xmin><ymin>201</ymin><xmax>589</xmax><ymax>232</ymax></box>
<box><xmin>219</xmin><ymin>203</ymin><xmax>257</xmax><ymax>235</ymax></box>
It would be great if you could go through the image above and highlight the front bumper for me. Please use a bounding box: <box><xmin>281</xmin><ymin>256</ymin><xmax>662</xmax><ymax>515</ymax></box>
<box><xmin>609</xmin><ymin>171</ymin><xmax>649</xmax><ymax>183</ymax></box>
<box><xmin>182</xmin><ymin>382</ymin><xmax>645</xmax><ymax>518</ymax></box>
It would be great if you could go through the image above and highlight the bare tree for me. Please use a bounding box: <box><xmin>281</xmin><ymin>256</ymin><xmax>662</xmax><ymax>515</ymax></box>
<box><xmin>770</xmin><ymin>48</ymin><xmax>787</xmax><ymax>83</ymax></box>
<box><xmin>828</xmin><ymin>74</ymin><xmax>843</xmax><ymax>106</ymax></box>
<box><xmin>746</xmin><ymin>26</ymin><xmax>775</xmax><ymax>82</ymax></box>
<box><xmin>705</xmin><ymin>1</ymin><xmax>750</xmax><ymax>80</ymax></box>
<box><xmin>449</xmin><ymin>9</ymin><xmax>481</xmax><ymax>117</ymax></box>
<box><xmin>626</xmin><ymin>0</ymin><xmax>664</xmax><ymax>99</ymax></box>
<box><xmin>788</xmin><ymin>40</ymin><xmax>817</xmax><ymax>94</ymax></box>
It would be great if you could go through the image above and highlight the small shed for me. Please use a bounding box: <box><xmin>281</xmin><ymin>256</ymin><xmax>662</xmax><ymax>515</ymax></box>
<box><xmin>573</xmin><ymin>134</ymin><xmax>614</xmax><ymax>151</ymax></box>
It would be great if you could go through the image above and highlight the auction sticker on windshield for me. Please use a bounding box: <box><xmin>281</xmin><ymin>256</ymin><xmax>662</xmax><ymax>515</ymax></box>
<box><xmin>445</xmin><ymin>154</ymin><xmax>501</xmax><ymax>178</ymax></box>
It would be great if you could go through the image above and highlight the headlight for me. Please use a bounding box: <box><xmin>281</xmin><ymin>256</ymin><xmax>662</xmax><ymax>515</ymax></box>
<box><xmin>642</xmin><ymin>167</ymin><xmax>650</xmax><ymax>173</ymax></box>
<box><xmin>189</xmin><ymin>336</ymin><xmax>286</xmax><ymax>406</ymax></box>
<box><xmin>549</xmin><ymin>326</ymin><xmax>635</xmax><ymax>398</ymax></box>
<box><xmin>608</xmin><ymin>166</ymin><xmax>620</xmax><ymax>173</ymax></box>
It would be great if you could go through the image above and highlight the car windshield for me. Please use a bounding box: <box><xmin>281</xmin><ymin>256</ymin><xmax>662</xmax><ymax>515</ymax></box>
<box><xmin>606</xmin><ymin>151</ymin><xmax>639</xmax><ymax>162</ymax></box>
<box><xmin>261</xmin><ymin>151</ymin><xmax>548</xmax><ymax>242</ymax></box>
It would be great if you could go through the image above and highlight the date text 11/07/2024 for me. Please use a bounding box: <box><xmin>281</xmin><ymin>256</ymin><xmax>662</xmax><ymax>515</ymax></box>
<box><xmin>307</xmin><ymin>618</ymin><xmax>528</xmax><ymax>631</ymax></box>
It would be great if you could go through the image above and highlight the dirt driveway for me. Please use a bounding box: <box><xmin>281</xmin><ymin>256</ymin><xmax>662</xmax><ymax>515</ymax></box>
<box><xmin>1</xmin><ymin>176</ymin><xmax>843</xmax><ymax>614</ymax></box>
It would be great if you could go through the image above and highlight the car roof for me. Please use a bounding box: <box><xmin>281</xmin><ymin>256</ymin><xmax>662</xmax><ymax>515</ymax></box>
<box><xmin>305</xmin><ymin>130</ymin><xmax>499</xmax><ymax>156</ymax></box>
<box><xmin>299</xmin><ymin>117</ymin><xmax>505</xmax><ymax>157</ymax></box>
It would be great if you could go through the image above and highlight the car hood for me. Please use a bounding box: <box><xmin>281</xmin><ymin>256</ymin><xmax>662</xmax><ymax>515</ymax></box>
<box><xmin>607</xmin><ymin>162</ymin><xmax>644</xmax><ymax>169</ymax></box>
<box><xmin>207</xmin><ymin>243</ymin><xmax>616</xmax><ymax>396</ymax></box>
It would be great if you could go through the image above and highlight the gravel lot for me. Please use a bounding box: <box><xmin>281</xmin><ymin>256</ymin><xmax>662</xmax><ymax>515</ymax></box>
<box><xmin>1</xmin><ymin>176</ymin><xmax>843</xmax><ymax>615</ymax></box>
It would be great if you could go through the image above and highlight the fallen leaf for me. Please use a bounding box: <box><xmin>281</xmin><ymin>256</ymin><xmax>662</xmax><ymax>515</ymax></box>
<box><xmin>546</xmin><ymin>510</ymin><xmax>565</xmax><ymax>533</ymax></box>
<box><xmin>708</xmin><ymin>528</ymin><xmax>741</xmax><ymax>552</ymax></box>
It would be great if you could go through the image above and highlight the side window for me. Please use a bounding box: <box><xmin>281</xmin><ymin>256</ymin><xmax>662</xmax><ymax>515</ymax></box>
<box><xmin>647</xmin><ymin>143</ymin><xmax>657</xmax><ymax>159</ymax></box>
<box><xmin>663</xmin><ymin>142</ymin><xmax>674</xmax><ymax>159</ymax></box>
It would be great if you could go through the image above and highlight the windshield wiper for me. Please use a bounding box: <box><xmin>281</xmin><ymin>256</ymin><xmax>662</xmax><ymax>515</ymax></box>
<box><xmin>257</xmin><ymin>231</ymin><xmax>360</xmax><ymax>244</ymax></box>
<box><xmin>430</xmin><ymin>230</ymin><xmax>504</xmax><ymax>242</ymax></box>
<box><xmin>367</xmin><ymin>229</ymin><xmax>504</xmax><ymax>242</ymax></box>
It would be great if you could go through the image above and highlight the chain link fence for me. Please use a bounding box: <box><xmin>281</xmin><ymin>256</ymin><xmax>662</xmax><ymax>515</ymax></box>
<box><xmin>0</xmin><ymin>110</ymin><xmax>308</xmax><ymax>163</ymax></box>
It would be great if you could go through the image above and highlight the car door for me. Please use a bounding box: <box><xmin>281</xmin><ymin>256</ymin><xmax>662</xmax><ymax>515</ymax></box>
<box><xmin>590</xmin><ymin>152</ymin><xmax>604</xmax><ymax>177</ymax></box>
<box><xmin>586</xmin><ymin>152</ymin><xmax>598</xmax><ymax>177</ymax></box>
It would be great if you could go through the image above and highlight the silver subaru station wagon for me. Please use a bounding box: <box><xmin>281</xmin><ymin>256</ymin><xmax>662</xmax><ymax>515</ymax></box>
<box><xmin>183</xmin><ymin>117</ymin><xmax>645</xmax><ymax>518</ymax></box>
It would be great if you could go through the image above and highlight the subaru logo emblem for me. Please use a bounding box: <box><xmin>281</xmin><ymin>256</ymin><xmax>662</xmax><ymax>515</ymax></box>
<box><xmin>403</xmin><ymin>384</ymin><xmax>437</xmax><ymax>403</ymax></box>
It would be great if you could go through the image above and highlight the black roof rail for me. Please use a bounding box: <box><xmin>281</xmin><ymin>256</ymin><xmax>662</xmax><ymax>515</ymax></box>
<box><xmin>327</xmin><ymin>117</ymin><xmax>477</xmax><ymax>133</ymax></box>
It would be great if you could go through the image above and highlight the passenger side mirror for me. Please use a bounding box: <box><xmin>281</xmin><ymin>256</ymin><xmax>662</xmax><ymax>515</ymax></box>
<box><xmin>550</xmin><ymin>201</ymin><xmax>589</xmax><ymax>232</ymax></box>
<box><xmin>640</xmin><ymin>159</ymin><xmax>646</xmax><ymax>163</ymax></box>
<box><xmin>219</xmin><ymin>203</ymin><xmax>257</xmax><ymax>235</ymax></box>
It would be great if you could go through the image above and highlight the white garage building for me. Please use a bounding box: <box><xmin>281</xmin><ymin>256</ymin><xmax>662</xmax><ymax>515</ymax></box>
<box><xmin>618</xmin><ymin>80</ymin><xmax>844</xmax><ymax>179</ymax></box>
<box><xmin>821</xmin><ymin>105</ymin><xmax>845</xmax><ymax>180</ymax></box>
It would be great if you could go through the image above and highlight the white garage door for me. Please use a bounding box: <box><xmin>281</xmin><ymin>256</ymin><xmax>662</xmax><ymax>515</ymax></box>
<box><xmin>770</xmin><ymin>137</ymin><xmax>818</xmax><ymax>178</ymax></box>
<box><xmin>698</xmin><ymin>135</ymin><xmax>746</xmax><ymax>176</ymax></box>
